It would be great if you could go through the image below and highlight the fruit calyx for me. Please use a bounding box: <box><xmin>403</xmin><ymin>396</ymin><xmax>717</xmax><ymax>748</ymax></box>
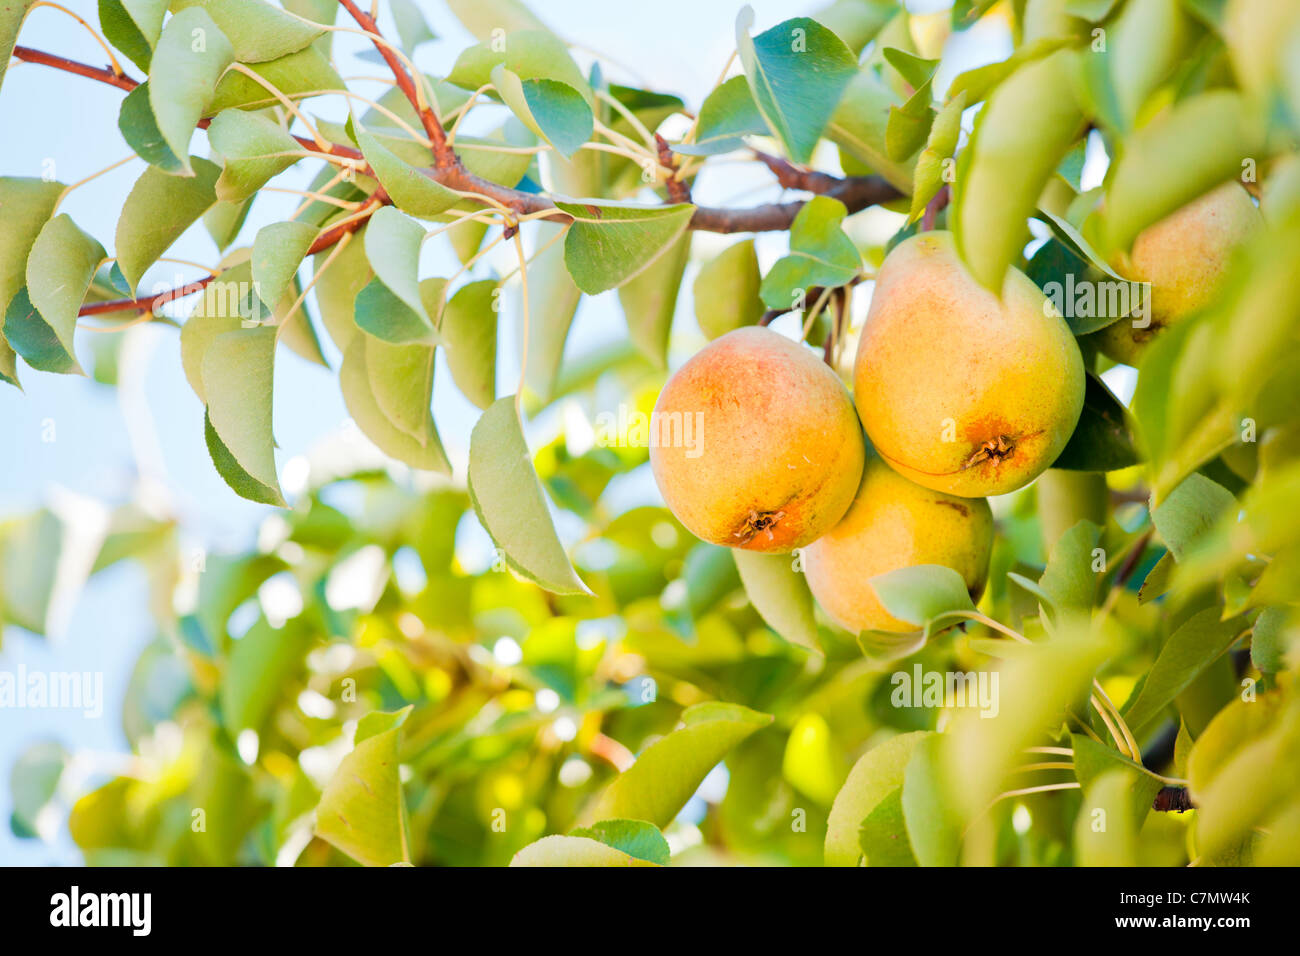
<box><xmin>733</xmin><ymin>509</ymin><xmax>786</xmax><ymax>544</ymax></box>
<box><xmin>964</xmin><ymin>434</ymin><xmax>1016</xmax><ymax>470</ymax></box>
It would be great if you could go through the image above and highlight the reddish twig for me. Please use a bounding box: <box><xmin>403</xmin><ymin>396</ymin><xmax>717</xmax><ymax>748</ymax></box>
<box><xmin>655</xmin><ymin>133</ymin><xmax>691</xmax><ymax>204</ymax></box>
<box><xmin>921</xmin><ymin>183</ymin><xmax>950</xmax><ymax>232</ymax></box>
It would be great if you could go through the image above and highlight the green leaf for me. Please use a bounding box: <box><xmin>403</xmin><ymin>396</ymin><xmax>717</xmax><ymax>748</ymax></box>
<box><xmin>9</xmin><ymin>741</ymin><xmax>66</xmax><ymax>839</ymax></box>
<box><xmin>362</xmin><ymin>206</ymin><xmax>437</xmax><ymax>334</ymax></box>
<box><xmin>510</xmin><ymin>835</ymin><xmax>654</xmax><ymax>867</ymax></box>
<box><xmin>617</xmin><ymin>230</ymin><xmax>689</xmax><ymax>367</ymax></box>
<box><xmin>590</xmin><ymin>702</ymin><xmax>772</xmax><ymax>828</ymax></box>
<box><xmin>908</xmin><ymin>91</ymin><xmax>964</xmax><ymax>222</ymax></box>
<box><xmin>693</xmin><ymin>239</ymin><xmax>763</xmax><ymax>339</ymax></box>
<box><xmin>440</xmin><ymin>278</ymin><xmax>498</xmax><ymax>409</ymax></box>
<box><xmin>885</xmin><ymin>81</ymin><xmax>935</xmax><ymax>164</ymax></box>
<box><xmin>0</xmin><ymin>178</ymin><xmax>64</xmax><ymax>316</ymax></box>
<box><xmin>99</xmin><ymin>0</ymin><xmax>166</xmax><ymax>72</ymax></box>
<box><xmin>1151</xmin><ymin>472</ymin><xmax>1235</xmax><ymax>562</ymax></box>
<box><xmin>355</xmin><ymin>124</ymin><xmax>462</xmax><ymax>217</ymax></box>
<box><xmin>1052</xmin><ymin>373</ymin><xmax>1140</xmax><ymax>471</ymax></box>
<box><xmin>200</xmin><ymin>0</ymin><xmax>324</xmax><ymax>62</ymax></box>
<box><xmin>0</xmin><ymin>509</ymin><xmax>61</xmax><ymax>634</ymax></box>
<box><xmin>0</xmin><ymin>1</ymin><xmax>36</xmax><ymax>98</ymax></box>
<box><xmin>444</xmin><ymin>0</ymin><xmax>550</xmax><ymax>40</ymax></box>
<box><xmin>522</xmin><ymin>221</ymin><xmax>581</xmax><ymax>402</ymax></box>
<box><xmin>389</xmin><ymin>0</ymin><xmax>435</xmax><ymax>53</ymax></box>
<box><xmin>1037</xmin><ymin>519</ymin><xmax>1102</xmax><ymax>615</ymax></box>
<box><xmin>314</xmin><ymin>717</ymin><xmax>411</xmax><ymax>866</ymax></box>
<box><xmin>1251</xmin><ymin>607</ymin><xmax>1295</xmax><ymax>675</ymax></box>
<box><xmin>180</xmin><ymin>264</ymin><xmax>257</xmax><ymax>403</ymax></box>
<box><xmin>118</xmin><ymin>82</ymin><xmax>185</xmax><ymax>172</ymax></box>
<box><xmin>568</xmin><ymin>819</ymin><xmax>670</xmax><ymax>866</ymax></box>
<box><xmin>902</xmin><ymin>734</ymin><xmax>962</xmax><ymax>866</ymax></box>
<box><xmin>857</xmin><ymin>787</ymin><xmax>918</xmax><ymax>866</ymax></box>
<box><xmin>759</xmin><ymin>196</ymin><xmax>860</xmax><ymax>308</ymax></box>
<box><xmin>251</xmin><ymin>220</ymin><xmax>316</xmax><ymax>311</ymax></box>
<box><xmin>1099</xmin><ymin>91</ymin><xmax>1266</xmax><ymax>252</ymax></box>
<box><xmin>951</xmin><ymin>49</ymin><xmax>1082</xmax><ymax>291</ymax></box>
<box><xmin>673</xmin><ymin>75</ymin><xmax>767</xmax><ymax>156</ymax></box>
<box><xmin>115</xmin><ymin>158</ymin><xmax>221</xmax><ymax>294</ymax></box>
<box><xmin>312</xmin><ymin>223</ymin><xmax>371</xmax><ymax>352</ymax></box>
<box><xmin>448</xmin><ymin>29</ymin><xmax>591</xmax><ymax>103</ymax></box>
<box><xmin>1121</xmin><ymin>606</ymin><xmax>1246</xmax><ymax>732</ymax></box>
<box><xmin>824</xmin><ymin>730</ymin><xmax>929</xmax><ymax>866</ymax></box>
<box><xmin>219</xmin><ymin>616</ymin><xmax>311</xmax><ymax>733</ymax></box>
<box><xmin>353</xmin><ymin>276</ymin><xmax>435</xmax><ymax>345</ymax></box>
<box><xmin>204</xmin><ymin>408</ymin><xmax>283</xmax><ymax>505</ymax></box>
<box><xmin>147</xmin><ymin>8</ymin><xmax>235</xmax><ymax>175</ymax></box>
<box><xmin>553</xmin><ymin>200</ymin><xmax>694</xmax><ymax>295</ymax></box>
<box><xmin>467</xmin><ymin>397</ymin><xmax>591</xmax><ymax>595</ymax></box>
<box><xmin>1070</xmin><ymin>733</ymin><xmax>1164</xmax><ymax>829</ymax></box>
<box><xmin>202</xmin><ymin>326</ymin><xmax>283</xmax><ymax>502</ymax></box>
<box><xmin>491</xmin><ymin>67</ymin><xmax>593</xmax><ymax>158</ymax></box>
<box><xmin>868</xmin><ymin>564</ymin><xmax>975</xmax><ymax>631</ymax></box>
<box><xmin>364</xmin><ymin>337</ymin><xmax>435</xmax><ymax>445</ymax></box>
<box><xmin>827</xmin><ymin>70</ymin><xmax>914</xmax><ymax>192</ymax></box>
<box><xmin>339</xmin><ymin>334</ymin><xmax>449</xmax><ymax>472</ymax></box>
<box><xmin>946</xmin><ymin>36</ymin><xmax>1070</xmax><ymax>106</ymax></box>
<box><xmin>208</xmin><ymin>109</ymin><xmax>301</xmax><ymax>202</ymax></box>
<box><xmin>1074</xmin><ymin>770</ymin><xmax>1140</xmax><ymax>865</ymax></box>
<box><xmin>732</xmin><ymin>550</ymin><xmax>819</xmax><ymax>649</ymax></box>
<box><xmin>18</xmin><ymin>213</ymin><xmax>106</xmax><ymax>374</ymax></box>
<box><xmin>1138</xmin><ymin>550</ymin><xmax>1174</xmax><ymax>605</ymax></box>
<box><xmin>354</xmin><ymin>705</ymin><xmax>412</xmax><ymax>744</ymax></box>
<box><xmin>204</xmin><ymin>197</ymin><xmax>253</xmax><ymax>250</ymax></box>
<box><xmin>735</xmin><ymin>9</ymin><xmax>859</xmax><ymax>164</ymax></box>
<box><xmin>207</xmin><ymin>44</ymin><xmax>344</xmax><ymax>112</ymax></box>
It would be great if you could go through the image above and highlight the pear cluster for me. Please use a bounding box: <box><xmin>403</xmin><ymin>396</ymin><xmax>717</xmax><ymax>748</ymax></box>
<box><xmin>651</xmin><ymin>196</ymin><xmax>1250</xmax><ymax>636</ymax></box>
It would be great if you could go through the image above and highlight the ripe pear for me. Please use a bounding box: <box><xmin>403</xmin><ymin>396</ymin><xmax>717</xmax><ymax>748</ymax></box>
<box><xmin>804</xmin><ymin>454</ymin><xmax>993</xmax><ymax>634</ymax></box>
<box><xmin>854</xmin><ymin>232</ymin><xmax>1085</xmax><ymax>498</ymax></box>
<box><xmin>649</xmin><ymin>327</ymin><xmax>865</xmax><ymax>553</ymax></box>
<box><xmin>1093</xmin><ymin>181</ymin><xmax>1262</xmax><ymax>365</ymax></box>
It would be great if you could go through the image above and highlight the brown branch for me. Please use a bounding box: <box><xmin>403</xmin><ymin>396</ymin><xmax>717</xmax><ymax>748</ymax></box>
<box><xmin>336</xmin><ymin>0</ymin><xmax>448</xmax><ymax>163</ymax></box>
<box><xmin>752</xmin><ymin>149</ymin><xmax>845</xmax><ymax>195</ymax></box>
<box><xmin>656</xmin><ymin>133</ymin><xmax>691</xmax><ymax>204</ymax></box>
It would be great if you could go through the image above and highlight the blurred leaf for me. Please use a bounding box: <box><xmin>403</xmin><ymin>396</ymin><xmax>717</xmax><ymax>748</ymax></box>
<box><xmin>618</xmin><ymin>230</ymin><xmax>689</xmax><ymax>368</ymax></box>
<box><xmin>591</xmin><ymin>702</ymin><xmax>772</xmax><ymax>828</ymax></box>
<box><xmin>902</xmin><ymin>734</ymin><xmax>962</xmax><ymax>866</ymax></box>
<box><xmin>568</xmin><ymin>819</ymin><xmax>670</xmax><ymax>865</ymax></box>
<box><xmin>857</xmin><ymin>787</ymin><xmax>917</xmax><ymax>866</ymax></box>
<box><xmin>219</xmin><ymin>617</ymin><xmax>312</xmax><ymax>733</ymax></box>
<box><xmin>693</xmin><ymin>239</ymin><xmax>763</xmax><ymax>339</ymax></box>
<box><xmin>1070</xmin><ymin>733</ymin><xmax>1163</xmax><ymax>828</ymax></box>
<box><xmin>825</xmin><ymin>731</ymin><xmax>930</xmax><ymax>865</ymax></box>
<box><xmin>510</xmin><ymin>834</ymin><xmax>655</xmax><ymax>866</ymax></box>
<box><xmin>1150</xmin><ymin>472</ymin><xmax>1235</xmax><ymax>562</ymax></box>
<box><xmin>9</xmin><ymin>741</ymin><xmax>66</xmax><ymax>838</ymax></box>
<box><xmin>315</xmin><ymin>717</ymin><xmax>411</xmax><ymax>866</ymax></box>
<box><xmin>732</xmin><ymin>550</ymin><xmax>819</xmax><ymax>649</ymax></box>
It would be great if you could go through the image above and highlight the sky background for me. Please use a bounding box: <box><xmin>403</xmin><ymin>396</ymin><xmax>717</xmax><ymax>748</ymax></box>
<box><xmin>0</xmin><ymin>0</ymin><xmax>1046</xmax><ymax>865</ymax></box>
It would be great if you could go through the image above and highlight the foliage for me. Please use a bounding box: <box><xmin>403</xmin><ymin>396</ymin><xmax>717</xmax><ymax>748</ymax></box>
<box><xmin>2</xmin><ymin>0</ymin><xmax>1300</xmax><ymax>867</ymax></box>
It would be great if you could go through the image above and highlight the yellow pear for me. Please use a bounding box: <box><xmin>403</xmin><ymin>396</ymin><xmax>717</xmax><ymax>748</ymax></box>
<box><xmin>854</xmin><ymin>232</ymin><xmax>1085</xmax><ymax>498</ymax></box>
<box><xmin>649</xmin><ymin>327</ymin><xmax>864</xmax><ymax>553</ymax></box>
<box><xmin>1093</xmin><ymin>181</ymin><xmax>1262</xmax><ymax>365</ymax></box>
<box><xmin>804</xmin><ymin>455</ymin><xmax>993</xmax><ymax>634</ymax></box>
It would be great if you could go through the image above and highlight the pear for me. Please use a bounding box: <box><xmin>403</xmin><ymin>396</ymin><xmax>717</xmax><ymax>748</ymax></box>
<box><xmin>1093</xmin><ymin>181</ymin><xmax>1262</xmax><ymax>365</ymax></box>
<box><xmin>854</xmin><ymin>231</ymin><xmax>1084</xmax><ymax>498</ymax></box>
<box><xmin>649</xmin><ymin>327</ymin><xmax>865</xmax><ymax>552</ymax></box>
<box><xmin>804</xmin><ymin>454</ymin><xmax>993</xmax><ymax>634</ymax></box>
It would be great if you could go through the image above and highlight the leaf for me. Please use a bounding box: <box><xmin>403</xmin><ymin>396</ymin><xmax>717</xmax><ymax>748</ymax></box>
<box><xmin>200</xmin><ymin>0</ymin><xmax>324</xmax><ymax>62</ymax></box>
<box><xmin>355</xmin><ymin>124</ymin><xmax>462</xmax><ymax>217</ymax></box>
<box><xmin>314</xmin><ymin>717</ymin><xmax>411</xmax><ymax>866</ymax></box>
<box><xmin>857</xmin><ymin>788</ymin><xmax>918</xmax><ymax>866</ymax></box>
<box><xmin>1138</xmin><ymin>550</ymin><xmax>1174</xmax><ymax>604</ymax></box>
<box><xmin>467</xmin><ymin>397</ymin><xmax>591</xmax><ymax>595</ymax></box>
<box><xmin>617</xmin><ymin>230</ymin><xmax>689</xmax><ymax>367</ymax></box>
<box><xmin>219</xmin><ymin>616</ymin><xmax>311</xmax><ymax>732</ymax></box>
<box><xmin>1121</xmin><ymin>606</ymin><xmax>1246</xmax><ymax>732</ymax></box>
<box><xmin>364</xmin><ymin>337</ymin><xmax>434</xmax><ymax>445</ymax></box>
<box><xmin>673</xmin><ymin>75</ymin><xmax>767</xmax><ymax>156</ymax></box>
<box><xmin>693</xmin><ymin>239</ymin><xmax>763</xmax><ymax>339</ymax></box>
<box><xmin>207</xmin><ymin>44</ymin><xmax>344</xmax><ymax>112</ymax></box>
<box><xmin>1038</xmin><ymin>519</ymin><xmax>1102</xmax><ymax>613</ymax></box>
<box><xmin>115</xmin><ymin>158</ymin><xmax>220</xmax><ymax>294</ymax></box>
<box><xmin>901</xmin><ymin>734</ymin><xmax>962</xmax><ymax>866</ymax></box>
<box><xmin>885</xmin><ymin>81</ymin><xmax>935</xmax><ymax>164</ymax></box>
<box><xmin>908</xmin><ymin>92</ymin><xmax>965</xmax><ymax>222</ymax></box>
<box><xmin>352</xmin><ymin>276</ymin><xmax>435</xmax><ymax>345</ymax></box>
<box><xmin>553</xmin><ymin>200</ymin><xmax>694</xmax><ymax>295</ymax></box>
<box><xmin>951</xmin><ymin>49</ymin><xmax>1082</xmax><ymax>291</ymax></box>
<box><xmin>202</xmin><ymin>326</ymin><xmax>283</xmax><ymax>502</ymax></box>
<box><xmin>362</xmin><ymin>206</ymin><xmax>437</xmax><ymax>335</ymax></box>
<box><xmin>510</xmin><ymin>835</ymin><xmax>654</xmax><ymax>867</ymax></box>
<box><xmin>9</xmin><ymin>741</ymin><xmax>66</xmax><ymax>839</ymax></box>
<box><xmin>444</xmin><ymin>0</ymin><xmax>550</xmax><ymax>40</ymax></box>
<box><xmin>868</xmin><ymin>564</ymin><xmax>975</xmax><ymax>631</ymax></box>
<box><xmin>204</xmin><ymin>197</ymin><xmax>253</xmax><ymax>250</ymax></box>
<box><xmin>0</xmin><ymin>0</ymin><xmax>35</xmax><ymax>98</ymax></box>
<box><xmin>732</xmin><ymin>550</ymin><xmax>819</xmax><ymax>649</ymax></box>
<box><xmin>16</xmin><ymin>214</ymin><xmax>106</xmax><ymax>374</ymax></box>
<box><xmin>389</xmin><ymin>0</ymin><xmax>435</xmax><ymax>53</ymax></box>
<box><xmin>1070</xmin><ymin>733</ymin><xmax>1164</xmax><ymax>829</ymax></box>
<box><xmin>1074</xmin><ymin>770</ymin><xmax>1140</xmax><ymax>865</ymax></box>
<box><xmin>1150</xmin><ymin>472</ymin><xmax>1235</xmax><ymax>562</ymax></box>
<box><xmin>147</xmin><ymin>8</ymin><xmax>235</xmax><ymax>175</ymax></box>
<box><xmin>735</xmin><ymin>8</ymin><xmax>859</xmax><ymax>164</ymax></box>
<box><xmin>1051</xmin><ymin>372</ymin><xmax>1140</xmax><ymax>471</ymax></box>
<box><xmin>99</xmin><ymin>0</ymin><xmax>166</xmax><ymax>73</ymax></box>
<box><xmin>0</xmin><ymin>177</ymin><xmax>64</xmax><ymax>312</ymax></box>
<box><xmin>759</xmin><ymin>196</ymin><xmax>860</xmax><ymax>308</ymax></box>
<box><xmin>568</xmin><ymin>819</ymin><xmax>670</xmax><ymax>866</ymax></box>
<box><xmin>824</xmin><ymin>731</ymin><xmax>929</xmax><ymax>866</ymax></box>
<box><xmin>312</xmin><ymin>224</ymin><xmax>371</xmax><ymax>352</ymax></box>
<box><xmin>491</xmin><ymin>67</ymin><xmax>593</xmax><ymax>158</ymax></box>
<box><xmin>439</xmin><ymin>278</ymin><xmax>498</xmax><ymax>409</ymax></box>
<box><xmin>1251</xmin><ymin>607</ymin><xmax>1294</xmax><ymax>675</ymax></box>
<box><xmin>354</xmin><ymin>705</ymin><xmax>412</xmax><ymax>744</ymax></box>
<box><xmin>448</xmin><ymin>29</ymin><xmax>591</xmax><ymax>102</ymax></box>
<box><xmin>251</xmin><ymin>221</ymin><xmax>316</xmax><ymax>311</ymax></box>
<box><xmin>590</xmin><ymin>702</ymin><xmax>772</xmax><ymax>828</ymax></box>
<box><xmin>339</xmin><ymin>334</ymin><xmax>449</xmax><ymax>472</ymax></box>
<box><xmin>1099</xmin><ymin>91</ymin><xmax>1266</xmax><ymax>252</ymax></box>
<box><xmin>522</xmin><ymin>222</ymin><xmax>580</xmax><ymax>403</ymax></box>
<box><xmin>208</xmin><ymin>109</ymin><xmax>301</xmax><ymax>202</ymax></box>
<box><xmin>118</xmin><ymin>82</ymin><xmax>186</xmax><ymax>172</ymax></box>
<box><xmin>204</xmin><ymin>409</ymin><xmax>282</xmax><ymax>505</ymax></box>
<box><xmin>826</xmin><ymin>69</ymin><xmax>914</xmax><ymax>192</ymax></box>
